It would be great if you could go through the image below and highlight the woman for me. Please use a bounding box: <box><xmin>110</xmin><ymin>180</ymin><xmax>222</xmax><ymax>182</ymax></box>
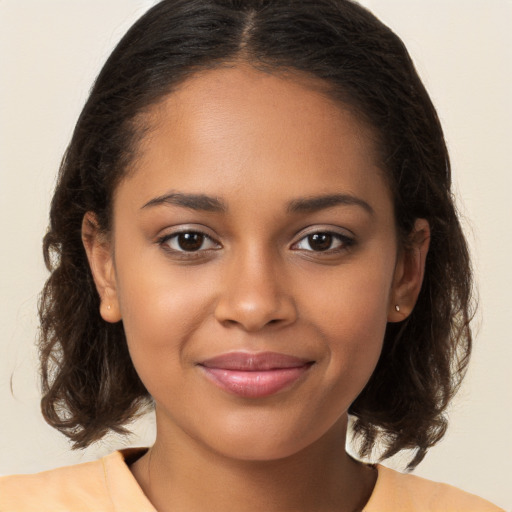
<box><xmin>0</xmin><ymin>1</ymin><xmax>505</xmax><ymax>510</ymax></box>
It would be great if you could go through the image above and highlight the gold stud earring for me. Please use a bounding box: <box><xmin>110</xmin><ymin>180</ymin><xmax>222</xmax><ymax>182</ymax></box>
<box><xmin>107</xmin><ymin>304</ymin><xmax>111</xmax><ymax>311</ymax></box>
<box><xmin>395</xmin><ymin>304</ymin><xmax>400</xmax><ymax>312</ymax></box>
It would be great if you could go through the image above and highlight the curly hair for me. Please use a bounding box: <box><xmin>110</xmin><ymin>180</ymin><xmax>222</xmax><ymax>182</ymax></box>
<box><xmin>39</xmin><ymin>0</ymin><xmax>473</xmax><ymax>469</ymax></box>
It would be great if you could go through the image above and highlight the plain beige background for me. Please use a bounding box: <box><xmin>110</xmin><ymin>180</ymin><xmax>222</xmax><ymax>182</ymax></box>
<box><xmin>0</xmin><ymin>1</ymin><xmax>510</xmax><ymax>509</ymax></box>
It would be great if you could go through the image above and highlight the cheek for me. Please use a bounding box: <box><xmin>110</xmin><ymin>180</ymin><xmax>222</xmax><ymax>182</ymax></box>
<box><xmin>309</xmin><ymin>256</ymin><xmax>393</xmax><ymax>332</ymax></box>
<box><xmin>113</xmin><ymin>258</ymin><xmax>216</xmax><ymax>389</ymax></box>
<box><xmin>306</xmin><ymin>256</ymin><xmax>395</xmax><ymax>389</ymax></box>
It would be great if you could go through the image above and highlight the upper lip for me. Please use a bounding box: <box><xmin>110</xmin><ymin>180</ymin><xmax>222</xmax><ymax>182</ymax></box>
<box><xmin>199</xmin><ymin>352</ymin><xmax>313</xmax><ymax>371</ymax></box>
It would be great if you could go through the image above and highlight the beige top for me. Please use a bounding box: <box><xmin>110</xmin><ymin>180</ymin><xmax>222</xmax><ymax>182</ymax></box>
<box><xmin>0</xmin><ymin>449</ymin><xmax>504</xmax><ymax>511</ymax></box>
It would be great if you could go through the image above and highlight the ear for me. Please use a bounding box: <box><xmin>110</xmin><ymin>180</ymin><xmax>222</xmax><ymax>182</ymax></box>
<box><xmin>81</xmin><ymin>212</ymin><xmax>122</xmax><ymax>323</ymax></box>
<box><xmin>388</xmin><ymin>218</ymin><xmax>430</xmax><ymax>322</ymax></box>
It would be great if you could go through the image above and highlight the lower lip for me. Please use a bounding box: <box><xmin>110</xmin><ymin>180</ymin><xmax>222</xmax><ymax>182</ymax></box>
<box><xmin>200</xmin><ymin>365</ymin><xmax>312</xmax><ymax>398</ymax></box>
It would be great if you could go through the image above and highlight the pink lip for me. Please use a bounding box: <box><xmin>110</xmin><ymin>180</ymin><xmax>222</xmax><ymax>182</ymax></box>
<box><xmin>198</xmin><ymin>352</ymin><xmax>314</xmax><ymax>398</ymax></box>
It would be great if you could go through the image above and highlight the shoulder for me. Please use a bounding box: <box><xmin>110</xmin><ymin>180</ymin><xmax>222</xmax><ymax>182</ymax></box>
<box><xmin>0</xmin><ymin>455</ymin><xmax>110</xmax><ymax>511</ymax></box>
<box><xmin>364</xmin><ymin>465</ymin><xmax>505</xmax><ymax>512</ymax></box>
<box><xmin>0</xmin><ymin>449</ymin><xmax>154</xmax><ymax>512</ymax></box>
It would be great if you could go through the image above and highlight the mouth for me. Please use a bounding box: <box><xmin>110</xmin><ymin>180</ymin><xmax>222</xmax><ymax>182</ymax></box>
<box><xmin>198</xmin><ymin>352</ymin><xmax>314</xmax><ymax>398</ymax></box>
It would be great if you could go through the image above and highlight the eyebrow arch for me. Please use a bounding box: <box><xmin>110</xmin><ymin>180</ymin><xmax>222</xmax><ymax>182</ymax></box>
<box><xmin>287</xmin><ymin>194</ymin><xmax>374</xmax><ymax>215</ymax></box>
<box><xmin>141</xmin><ymin>192</ymin><xmax>227</xmax><ymax>212</ymax></box>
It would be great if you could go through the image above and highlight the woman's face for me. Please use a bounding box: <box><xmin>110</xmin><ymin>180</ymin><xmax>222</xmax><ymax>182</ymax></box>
<box><xmin>93</xmin><ymin>65</ymin><xmax>417</xmax><ymax>461</ymax></box>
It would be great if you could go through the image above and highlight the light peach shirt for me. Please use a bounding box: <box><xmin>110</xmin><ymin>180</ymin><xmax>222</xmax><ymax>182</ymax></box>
<box><xmin>0</xmin><ymin>449</ymin><xmax>504</xmax><ymax>511</ymax></box>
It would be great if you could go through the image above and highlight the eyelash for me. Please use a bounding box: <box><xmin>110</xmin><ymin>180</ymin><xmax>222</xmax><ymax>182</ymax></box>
<box><xmin>158</xmin><ymin>230</ymin><xmax>221</xmax><ymax>258</ymax></box>
<box><xmin>157</xmin><ymin>229</ymin><xmax>355</xmax><ymax>257</ymax></box>
<box><xmin>291</xmin><ymin>231</ymin><xmax>355</xmax><ymax>254</ymax></box>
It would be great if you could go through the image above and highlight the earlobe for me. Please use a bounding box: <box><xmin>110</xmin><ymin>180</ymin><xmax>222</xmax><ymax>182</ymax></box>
<box><xmin>388</xmin><ymin>218</ymin><xmax>430</xmax><ymax>322</ymax></box>
<box><xmin>81</xmin><ymin>212</ymin><xmax>122</xmax><ymax>323</ymax></box>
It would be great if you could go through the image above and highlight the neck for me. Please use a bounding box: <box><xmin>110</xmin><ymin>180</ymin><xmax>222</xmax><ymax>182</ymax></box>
<box><xmin>131</xmin><ymin>414</ymin><xmax>376</xmax><ymax>512</ymax></box>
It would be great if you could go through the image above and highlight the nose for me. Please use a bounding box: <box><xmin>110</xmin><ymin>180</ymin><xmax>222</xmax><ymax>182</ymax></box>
<box><xmin>214</xmin><ymin>248</ymin><xmax>298</xmax><ymax>332</ymax></box>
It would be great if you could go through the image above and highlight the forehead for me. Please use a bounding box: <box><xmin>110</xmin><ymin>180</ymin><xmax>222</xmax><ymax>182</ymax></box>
<box><xmin>119</xmin><ymin>64</ymin><xmax>391</xmax><ymax>214</ymax></box>
<box><xmin>141</xmin><ymin>64</ymin><xmax>377</xmax><ymax>158</ymax></box>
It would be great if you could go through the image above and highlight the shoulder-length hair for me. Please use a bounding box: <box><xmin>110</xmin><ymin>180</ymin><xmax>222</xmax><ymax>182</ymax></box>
<box><xmin>39</xmin><ymin>0</ymin><xmax>473</xmax><ymax>469</ymax></box>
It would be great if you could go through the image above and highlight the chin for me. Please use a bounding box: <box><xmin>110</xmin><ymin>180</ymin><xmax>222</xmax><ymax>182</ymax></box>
<box><xmin>193</xmin><ymin>410</ymin><xmax>348</xmax><ymax>464</ymax></box>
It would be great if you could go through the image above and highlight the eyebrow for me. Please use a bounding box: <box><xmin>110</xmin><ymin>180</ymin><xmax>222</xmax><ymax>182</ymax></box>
<box><xmin>141</xmin><ymin>192</ymin><xmax>227</xmax><ymax>212</ymax></box>
<box><xmin>286</xmin><ymin>194</ymin><xmax>374</xmax><ymax>215</ymax></box>
<box><xmin>141</xmin><ymin>191</ymin><xmax>373</xmax><ymax>216</ymax></box>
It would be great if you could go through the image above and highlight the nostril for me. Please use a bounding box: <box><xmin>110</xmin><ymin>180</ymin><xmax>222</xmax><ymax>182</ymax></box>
<box><xmin>214</xmin><ymin>289</ymin><xmax>298</xmax><ymax>332</ymax></box>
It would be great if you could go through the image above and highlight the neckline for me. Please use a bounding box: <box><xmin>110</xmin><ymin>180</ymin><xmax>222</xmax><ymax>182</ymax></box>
<box><xmin>110</xmin><ymin>448</ymin><xmax>384</xmax><ymax>512</ymax></box>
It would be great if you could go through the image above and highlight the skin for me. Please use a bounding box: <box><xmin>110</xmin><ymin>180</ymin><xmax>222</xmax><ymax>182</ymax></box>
<box><xmin>83</xmin><ymin>64</ymin><xmax>429</xmax><ymax>512</ymax></box>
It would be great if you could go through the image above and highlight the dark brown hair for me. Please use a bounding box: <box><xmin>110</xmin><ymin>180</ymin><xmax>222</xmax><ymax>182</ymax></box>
<box><xmin>39</xmin><ymin>0</ymin><xmax>473</xmax><ymax>469</ymax></box>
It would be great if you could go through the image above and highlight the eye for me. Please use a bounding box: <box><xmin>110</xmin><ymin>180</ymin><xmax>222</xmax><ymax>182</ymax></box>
<box><xmin>292</xmin><ymin>231</ymin><xmax>353</xmax><ymax>252</ymax></box>
<box><xmin>160</xmin><ymin>231</ymin><xmax>220</xmax><ymax>253</ymax></box>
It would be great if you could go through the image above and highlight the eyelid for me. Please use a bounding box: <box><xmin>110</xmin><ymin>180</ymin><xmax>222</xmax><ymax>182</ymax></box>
<box><xmin>157</xmin><ymin>225</ymin><xmax>222</xmax><ymax>253</ymax></box>
<box><xmin>290</xmin><ymin>226</ymin><xmax>356</xmax><ymax>252</ymax></box>
<box><xmin>156</xmin><ymin>223</ymin><xmax>218</xmax><ymax>239</ymax></box>
<box><xmin>155</xmin><ymin>224</ymin><xmax>355</xmax><ymax>255</ymax></box>
<box><xmin>291</xmin><ymin>225</ymin><xmax>355</xmax><ymax>242</ymax></box>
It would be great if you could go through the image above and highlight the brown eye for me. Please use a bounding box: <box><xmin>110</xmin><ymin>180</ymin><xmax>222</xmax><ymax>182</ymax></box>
<box><xmin>293</xmin><ymin>231</ymin><xmax>354</xmax><ymax>253</ymax></box>
<box><xmin>177</xmin><ymin>232</ymin><xmax>205</xmax><ymax>251</ymax></box>
<box><xmin>161</xmin><ymin>231</ymin><xmax>220</xmax><ymax>253</ymax></box>
<box><xmin>307</xmin><ymin>233</ymin><xmax>333</xmax><ymax>251</ymax></box>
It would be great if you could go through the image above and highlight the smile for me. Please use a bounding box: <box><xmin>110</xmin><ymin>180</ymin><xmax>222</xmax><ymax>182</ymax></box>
<box><xmin>198</xmin><ymin>352</ymin><xmax>314</xmax><ymax>398</ymax></box>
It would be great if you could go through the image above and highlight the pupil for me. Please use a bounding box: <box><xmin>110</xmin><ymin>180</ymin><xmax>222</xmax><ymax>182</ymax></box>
<box><xmin>309</xmin><ymin>233</ymin><xmax>332</xmax><ymax>251</ymax></box>
<box><xmin>178</xmin><ymin>233</ymin><xmax>203</xmax><ymax>251</ymax></box>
